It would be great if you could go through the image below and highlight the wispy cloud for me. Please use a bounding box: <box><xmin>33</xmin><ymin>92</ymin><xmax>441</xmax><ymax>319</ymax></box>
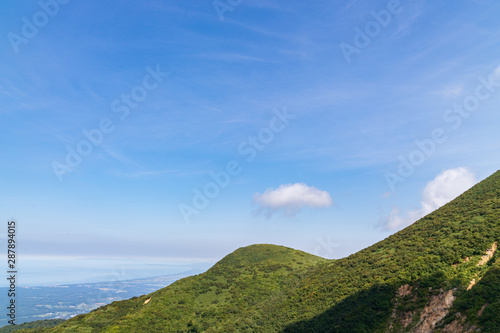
<box><xmin>392</xmin><ymin>11</ymin><xmax>422</xmax><ymax>38</ymax></box>
<box><xmin>101</xmin><ymin>147</ymin><xmax>144</xmax><ymax>170</ymax></box>
<box><xmin>112</xmin><ymin>169</ymin><xmax>208</xmax><ymax>179</ymax></box>
<box><xmin>253</xmin><ymin>183</ymin><xmax>334</xmax><ymax>217</ymax></box>
<box><xmin>196</xmin><ymin>53</ymin><xmax>279</xmax><ymax>63</ymax></box>
<box><xmin>435</xmin><ymin>84</ymin><xmax>464</xmax><ymax>98</ymax></box>
<box><xmin>112</xmin><ymin>170</ymin><xmax>176</xmax><ymax>179</ymax></box>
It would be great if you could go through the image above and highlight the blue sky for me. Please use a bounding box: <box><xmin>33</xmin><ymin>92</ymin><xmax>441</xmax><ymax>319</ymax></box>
<box><xmin>1</xmin><ymin>0</ymin><xmax>500</xmax><ymax>284</ymax></box>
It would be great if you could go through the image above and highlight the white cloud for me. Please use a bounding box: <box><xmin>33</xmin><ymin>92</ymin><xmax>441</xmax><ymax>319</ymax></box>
<box><xmin>493</xmin><ymin>65</ymin><xmax>500</xmax><ymax>79</ymax></box>
<box><xmin>253</xmin><ymin>183</ymin><xmax>333</xmax><ymax>217</ymax></box>
<box><xmin>382</xmin><ymin>167</ymin><xmax>477</xmax><ymax>230</ymax></box>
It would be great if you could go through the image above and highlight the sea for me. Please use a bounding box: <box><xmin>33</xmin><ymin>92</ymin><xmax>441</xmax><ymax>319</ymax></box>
<box><xmin>0</xmin><ymin>257</ymin><xmax>213</xmax><ymax>327</ymax></box>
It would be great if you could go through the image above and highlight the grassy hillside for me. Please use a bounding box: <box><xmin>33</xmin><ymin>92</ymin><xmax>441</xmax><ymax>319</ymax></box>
<box><xmin>21</xmin><ymin>170</ymin><xmax>500</xmax><ymax>332</ymax></box>
<box><xmin>437</xmin><ymin>256</ymin><xmax>500</xmax><ymax>332</ymax></box>
<box><xmin>275</xmin><ymin>169</ymin><xmax>500</xmax><ymax>331</ymax></box>
<box><xmin>0</xmin><ymin>320</ymin><xmax>64</xmax><ymax>332</ymax></box>
<box><xmin>27</xmin><ymin>245</ymin><xmax>327</xmax><ymax>332</ymax></box>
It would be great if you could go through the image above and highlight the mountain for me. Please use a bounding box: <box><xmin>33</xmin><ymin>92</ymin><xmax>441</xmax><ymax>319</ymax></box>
<box><xmin>19</xmin><ymin>170</ymin><xmax>500</xmax><ymax>332</ymax></box>
<box><xmin>0</xmin><ymin>269</ymin><xmax>210</xmax><ymax>328</ymax></box>
<box><xmin>0</xmin><ymin>320</ymin><xmax>64</xmax><ymax>332</ymax></box>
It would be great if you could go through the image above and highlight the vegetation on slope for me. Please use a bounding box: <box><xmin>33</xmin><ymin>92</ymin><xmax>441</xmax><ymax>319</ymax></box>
<box><xmin>30</xmin><ymin>245</ymin><xmax>326</xmax><ymax>332</ymax></box>
<box><xmin>437</xmin><ymin>256</ymin><xmax>500</xmax><ymax>332</ymax></box>
<box><xmin>0</xmin><ymin>319</ymin><xmax>65</xmax><ymax>332</ymax></box>
<box><xmin>274</xmin><ymin>170</ymin><xmax>500</xmax><ymax>331</ymax></box>
<box><xmin>22</xmin><ymin>170</ymin><xmax>500</xmax><ymax>332</ymax></box>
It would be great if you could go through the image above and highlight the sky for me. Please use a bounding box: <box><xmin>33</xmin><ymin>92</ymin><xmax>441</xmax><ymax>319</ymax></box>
<box><xmin>1</xmin><ymin>0</ymin><xmax>500</xmax><ymax>285</ymax></box>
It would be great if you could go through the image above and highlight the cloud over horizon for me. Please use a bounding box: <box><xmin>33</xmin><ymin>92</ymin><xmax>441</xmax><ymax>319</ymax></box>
<box><xmin>382</xmin><ymin>167</ymin><xmax>477</xmax><ymax>230</ymax></box>
<box><xmin>253</xmin><ymin>183</ymin><xmax>334</xmax><ymax>217</ymax></box>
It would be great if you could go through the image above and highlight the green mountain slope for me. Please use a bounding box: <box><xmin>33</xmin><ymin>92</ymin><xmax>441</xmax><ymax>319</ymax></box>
<box><xmin>22</xmin><ymin>170</ymin><xmax>500</xmax><ymax>332</ymax></box>
<box><xmin>275</xmin><ymin>170</ymin><xmax>500</xmax><ymax>332</ymax></box>
<box><xmin>26</xmin><ymin>245</ymin><xmax>327</xmax><ymax>332</ymax></box>
<box><xmin>0</xmin><ymin>320</ymin><xmax>64</xmax><ymax>333</ymax></box>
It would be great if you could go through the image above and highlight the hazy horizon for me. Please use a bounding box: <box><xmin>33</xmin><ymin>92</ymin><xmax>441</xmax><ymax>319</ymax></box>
<box><xmin>2</xmin><ymin>0</ymin><xmax>500</xmax><ymax>287</ymax></box>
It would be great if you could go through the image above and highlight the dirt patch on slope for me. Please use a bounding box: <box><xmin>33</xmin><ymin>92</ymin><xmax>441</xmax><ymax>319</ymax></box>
<box><xmin>411</xmin><ymin>289</ymin><xmax>455</xmax><ymax>333</ymax></box>
<box><xmin>477</xmin><ymin>242</ymin><xmax>498</xmax><ymax>266</ymax></box>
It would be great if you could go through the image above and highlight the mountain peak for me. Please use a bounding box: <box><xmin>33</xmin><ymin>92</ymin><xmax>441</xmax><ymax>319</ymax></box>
<box><xmin>20</xmin><ymin>169</ymin><xmax>500</xmax><ymax>332</ymax></box>
<box><xmin>213</xmin><ymin>243</ymin><xmax>327</xmax><ymax>267</ymax></box>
